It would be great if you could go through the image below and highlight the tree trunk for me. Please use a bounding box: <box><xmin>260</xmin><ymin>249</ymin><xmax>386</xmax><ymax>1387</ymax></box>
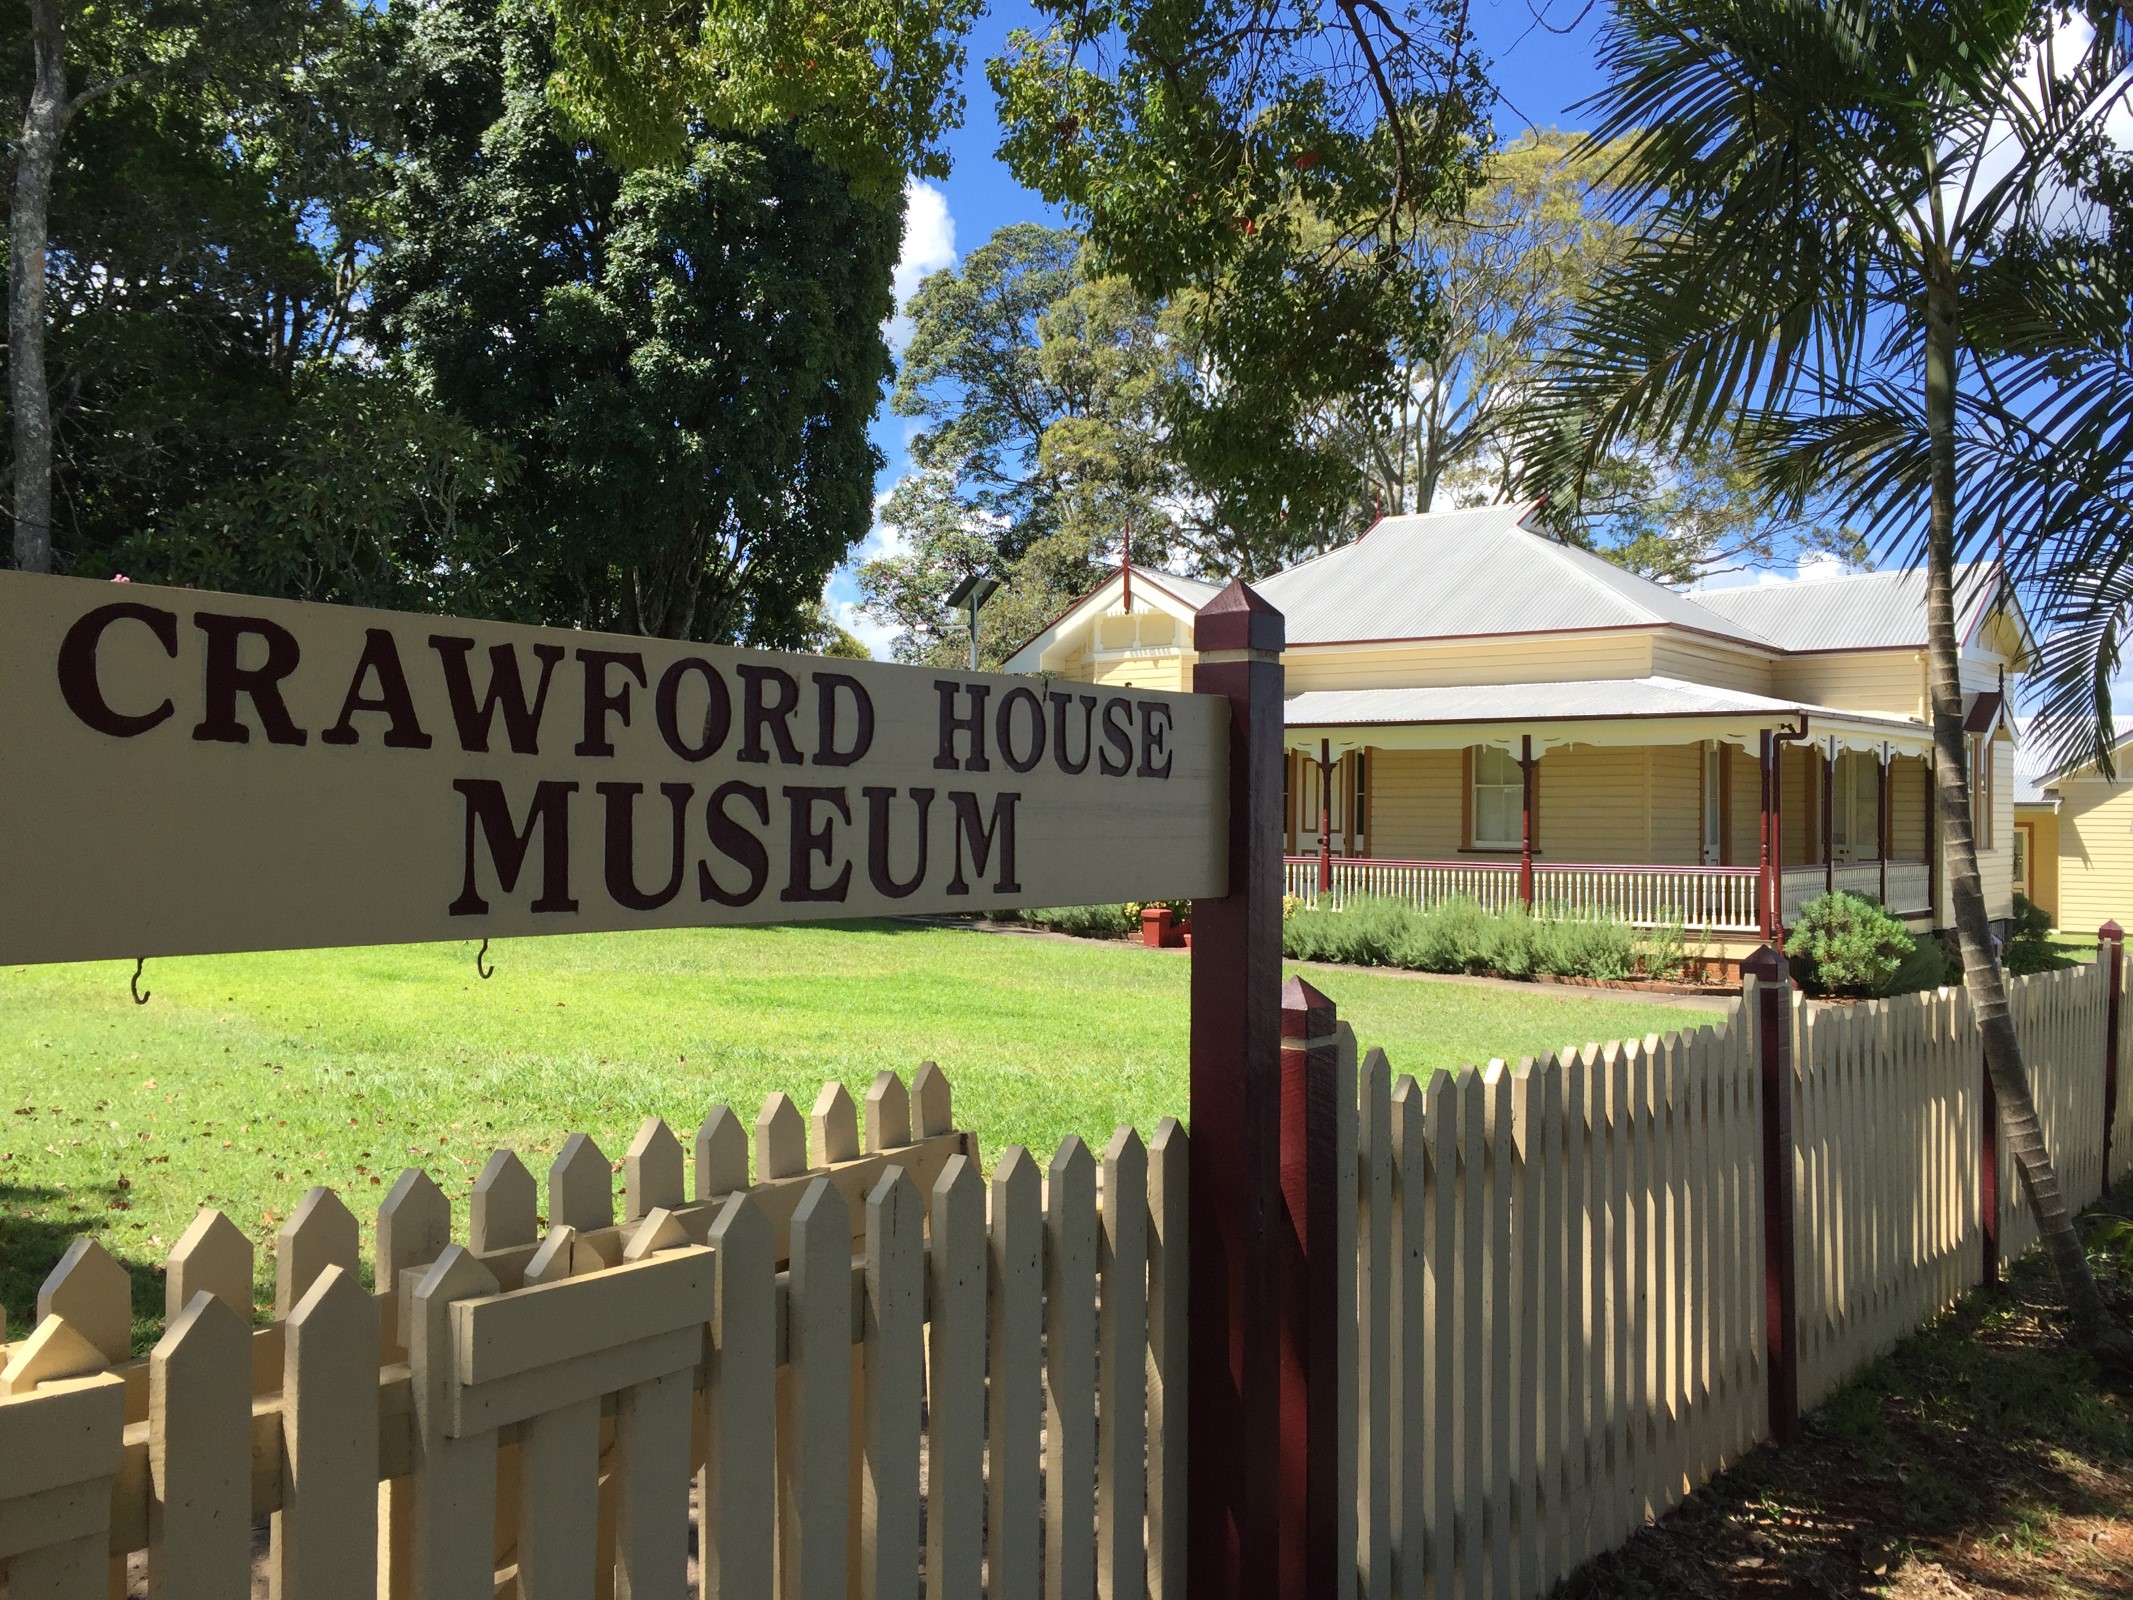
<box><xmin>1923</xmin><ymin>271</ymin><xmax>2124</xmax><ymax>1354</ymax></box>
<box><xmin>10</xmin><ymin>0</ymin><xmax>66</xmax><ymax>573</ymax></box>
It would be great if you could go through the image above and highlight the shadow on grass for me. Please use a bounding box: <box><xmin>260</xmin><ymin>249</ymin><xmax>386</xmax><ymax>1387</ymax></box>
<box><xmin>1563</xmin><ymin>1223</ymin><xmax>2133</xmax><ymax>1597</ymax></box>
<box><xmin>1</xmin><ymin>1180</ymin><xmax>167</xmax><ymax>1351</ymax></box>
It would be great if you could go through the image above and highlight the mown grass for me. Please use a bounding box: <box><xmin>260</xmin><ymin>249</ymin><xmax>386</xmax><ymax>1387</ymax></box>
<box><xmin>1</xmin><ymin>920</ymin><xmax>1711</xmax><ymax>1341</ymax></box>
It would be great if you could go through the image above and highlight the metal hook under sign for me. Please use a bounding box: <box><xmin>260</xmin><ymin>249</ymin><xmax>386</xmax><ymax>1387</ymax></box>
<box><xmin>130</xmin><ymin>957</ymin><xmax>150</xmax><ymax>1005</ymax></box>
<box><xmin>476</xmin><ymin>938</ymin><xmax>494</xmax><ymax>981</ymax></box>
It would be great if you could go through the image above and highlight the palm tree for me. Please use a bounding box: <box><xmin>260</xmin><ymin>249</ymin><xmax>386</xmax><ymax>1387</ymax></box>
<box><xmin>1519</xmin><ymin>0</ymin><xmax>2133</xmax><ymax>1353</ymax></box>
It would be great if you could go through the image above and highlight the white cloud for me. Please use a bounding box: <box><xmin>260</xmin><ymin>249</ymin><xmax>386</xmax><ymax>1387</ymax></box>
<box><xmin>833</xmin><ymin>598</ymin><xmax>901</xmax><ymax>661</ymax></box>
<box><xmin>1696</xmin><ymin>549</ymin><xmax>1861</xmax><ymax>592</ymax></box>
<box><xmin>886</xmin><ymin>180</ymin><xmax>956</xmax><ymax>351</ymax></box>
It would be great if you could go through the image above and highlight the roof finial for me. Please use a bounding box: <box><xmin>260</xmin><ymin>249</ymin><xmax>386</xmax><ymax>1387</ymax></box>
<box><xmin>1120</xmin><ymin>514</ymin><xmax>1132</xmax><ymax>614</ymax></box>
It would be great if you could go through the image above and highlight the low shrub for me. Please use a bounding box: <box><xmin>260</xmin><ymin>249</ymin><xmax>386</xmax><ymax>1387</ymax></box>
<box><xmin>1875</xmin><ymin>929</ymin><xmax>1962</xmax><ymax>996</ymax></box>
<box><xmin>2001</xmin><ymin>893</ymin><xmax>2064</xmax><ymax>975</ymax></box>
<box><xmin>1023</xmin><ymin>904</ymin><xmax>1136</xmax><ymax>938</ymax></box>
<box><xmin>1280</xmin><ymin>895</ymin><xmax>1638</xmax><ymax>982</ymax></box>
<box><xmin>1535</xmin><ymin>915</ymin><xmax>1637</xmax><ymax>981</ymax></box>
<box><xmin>1785</xmin><ymin>891</ymin><xmax>1916</xmax><ymax>996</ymax></box>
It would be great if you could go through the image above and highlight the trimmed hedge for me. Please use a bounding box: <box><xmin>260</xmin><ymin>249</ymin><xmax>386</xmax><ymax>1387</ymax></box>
<box><xmin>1280</xmin><ymin>896</ymin><xmax>1641</xmax><ymax>982</ymax></box>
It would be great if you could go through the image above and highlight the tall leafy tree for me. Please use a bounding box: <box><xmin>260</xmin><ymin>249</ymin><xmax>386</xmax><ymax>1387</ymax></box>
<box><xmin>1519</xmin><ymin>0</ymin><xmax>2133</xmax><ymax>1351</ymax></box>
<box><xmin>993</xmin><ymin>0</ymin><xmax>1492</xmax><ymax>570</ymax></box>
<box><xmin>4</xmin><ymin>0</ymin><xmax>340</xmax><ymax>573</ymax></box>
<box><xmin>372</xmin><ymin>0</ymin><xmax>898</xmax><ymax>647</ymax></box>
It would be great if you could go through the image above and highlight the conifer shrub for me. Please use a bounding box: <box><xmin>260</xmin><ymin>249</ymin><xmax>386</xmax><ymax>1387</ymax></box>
<box><xmin>1784</xmin><ymin>891</ymin><xmax>1916</xmax><ymax>996</ymax></box>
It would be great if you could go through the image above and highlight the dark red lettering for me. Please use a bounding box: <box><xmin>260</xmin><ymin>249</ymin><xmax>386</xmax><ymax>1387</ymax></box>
<box><xmin>738</xmin><ymin>665</ymin><xmax>803</xmax><ymax>764</ymax></box>
<box><xmin>701</xmin><ymin>782</ymin><xmax>770</xmax><ymax>907</ymax></box>
<box><xmin>934</xmin><ymin>681</ymin><xmax>991</xmax><ymax>772</ymax></box>
<box><xmin>322</xmin><ymin>630</ymin><xmax>432</xmax><ymax>749</ymax></box>
<box><xmin>192</xmin><ymin>613</ymin><xmax>306</xmax><ymax>746</ymax></box>
<box><xmin>1136</xmin><ymin>700</ymin><xmax>1174</xmax><ymax>779</ymax></box>
<box><xmin>863</xmin><ymin>786</ymin><xmax>933</xmax><ymax>899</ymax></box>
<box><xmin>598</xmin><ymin>782</ymin><xmax>692</xmax><ymax>910</ymax></box>
<box><xmin>429</xmin><ymin>638</ymin><xmax>563</xmax><ymax>755</ymax></box>
<box><xmin>1098</xmin><ymin>697</ymin><xmax>1134</xmax><ymax>776</ymax></box>
<box><xmin>813</xmin><ymin>673</ymin><xmax>874</xmax><ymax>767</ymax></box>
<box><xmin>997</xmin><ymin>686</ymin><xmax>1046</xmax><ymax>774</ymax></box>
<box><xmin>575</xmin><ymin>649</ymin><xmax>647</xmax><ymax>757</ymax></box>
<box><xmin>947</xmin><ymin>791</ymin><xmax>1021</xmax><ymax>895</ymax></box>
<box><xmin>781</xmin><ymin>786</ymin><xmax>853</xmax><ymax>902</ymax></box>
<box><xmin>1049</xmin><ymin>691</ymin><xmax>1096</xmax><ymax>775</ymax></box>
<box><xmin>57</xmin><ymin>602</ymin><xmax>177</xmax><ymax>737</ymax></box>
<box><xmin>654</xmin><ymin>658</ymin><xmax>731</xmax><ymax>761</ymax></box>
<box><xmin>450</xmin><ymin>780</ymin><xmax>578</xmax><ymax>915</ymax></box>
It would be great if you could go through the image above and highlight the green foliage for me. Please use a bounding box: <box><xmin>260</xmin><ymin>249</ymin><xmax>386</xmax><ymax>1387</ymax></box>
<box><xmin>1784</xmin><ymin>892</ymin><xmax>1917</xmax><ymax>997</ymax></box>
<box><xmin>991</xmin><ymin>0</ymin><xmax>1493</xmax><ymax>574</ymax></box>
<box><xmin>1022</xmin><ymin>904</ymin><xmax>1137</xmax><ymax>938</ymax></box>
<box><xmin>371</xmin><ymin>0</ymin><xmax>898</xmax><ymax>646</ymax></box>
<box><xmin>2002</xmin><ymin>893</ymin><xmax>2065</xmax><ymax>975</ymax></box>
<box><xmin>1875</xmin><ymin>930</ymin><xmax>1964</xmax><ymax>997</ymax></box>
<box><xmin>534</xmin><ymin>0</ymin><xmax>978</xmax><ymax>199</ymax></box>
<box><xmin>1278</xmin><ymin>896</ymin><xmax>1640</xmax><ymax>982</ymax></box>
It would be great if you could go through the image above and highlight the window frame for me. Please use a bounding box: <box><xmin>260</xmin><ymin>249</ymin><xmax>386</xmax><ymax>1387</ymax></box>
<box><xmin>1469</xmin><ymin>744</ymin><xmax>1524</xmax><ymax>850</ymax></box>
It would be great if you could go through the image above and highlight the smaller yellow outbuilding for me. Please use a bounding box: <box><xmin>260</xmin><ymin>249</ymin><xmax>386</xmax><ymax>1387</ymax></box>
<box><xmin>2014</xmin><ymin>727</ymin><xmax>2133</xmax><ymax>934</ymax></box>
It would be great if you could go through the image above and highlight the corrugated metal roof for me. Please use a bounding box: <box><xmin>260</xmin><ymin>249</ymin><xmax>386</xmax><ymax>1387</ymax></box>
<box><xmin>1128</xmin><ymin>566</ymin><xmax>1222</xmax><ymax>610</ymax></box>
<box><xmin>1283</xmin><ymin>676</ymin><xmax>1921</xmax><ymax>730</ymax></box>
<box><xmin>1252</xmin><ymin>505</ymin><xmax>1776</xmax><ymax>646</ymax></box>
<box><xmin>1691</xmin><ymin>565</ymin><xmax>1999</xmax><ymax>651</ymax></box>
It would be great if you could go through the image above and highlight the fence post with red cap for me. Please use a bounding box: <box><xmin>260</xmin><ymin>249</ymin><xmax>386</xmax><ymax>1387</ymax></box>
<box><xmin>1187</xmin><ymin>580</ymin><xmax>1287</xmax><ymax>1600</ymax></box>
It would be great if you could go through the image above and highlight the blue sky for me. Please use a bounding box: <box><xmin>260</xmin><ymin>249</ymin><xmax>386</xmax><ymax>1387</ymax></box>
<box><xmin>827</xmin><ymin>0</ymin><xmax>1615</xmax><ymax>655</ymax></box>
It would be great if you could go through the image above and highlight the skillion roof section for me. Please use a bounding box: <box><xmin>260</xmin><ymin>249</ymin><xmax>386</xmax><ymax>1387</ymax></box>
<box><xmin>1692</xmin><ymin>563</ymin><xmax>2008</xmax><ymax>653</ymax></box>
<box><xmin>1250</xmin><ymin>504</ymin><xmax>1778</xmax><ymax>648</ymax></box>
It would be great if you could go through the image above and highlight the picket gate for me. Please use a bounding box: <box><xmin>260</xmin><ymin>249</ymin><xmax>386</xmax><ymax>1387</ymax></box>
<box><xmin>0</xmin><ymin>1063</ymin><xmax>1187</xmax><ymax>1599</ymax></box>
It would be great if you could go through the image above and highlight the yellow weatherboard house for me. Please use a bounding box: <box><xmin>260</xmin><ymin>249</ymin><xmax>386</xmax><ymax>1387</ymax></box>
<box><xmin>2014</xmin><ymin>729</ymin><xmax>2133</xmax><ymax>935</ymax></box>
<box><xmin>1004</xmin><ymin>503</ymin><xmax>2030</xmax><ymax>962</ymax></box>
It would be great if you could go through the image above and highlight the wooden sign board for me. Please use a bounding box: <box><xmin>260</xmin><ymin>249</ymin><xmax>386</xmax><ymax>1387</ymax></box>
<box><xmin>0</xmin><ymin>573</ymin><xmax>1227</xmax><ymax>964</ymax></box>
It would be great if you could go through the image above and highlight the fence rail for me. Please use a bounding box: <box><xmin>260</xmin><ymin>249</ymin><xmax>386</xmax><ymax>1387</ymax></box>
<box><xmin>4</xmin><ymin>951</ymin><xmax>2129</xmax><ymax>1598</ymax></box>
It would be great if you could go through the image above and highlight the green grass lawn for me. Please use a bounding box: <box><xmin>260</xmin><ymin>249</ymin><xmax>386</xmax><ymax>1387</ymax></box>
<box><xmin>1</xmin><ymin>920</ymin><xmax>1714</xmax><ymax>1340</ymax></box>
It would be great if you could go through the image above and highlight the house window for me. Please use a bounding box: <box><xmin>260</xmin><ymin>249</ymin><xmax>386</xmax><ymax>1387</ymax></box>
<box><xmin>1352</xmin><ymin>752</ymin><xmax>1369</xmax><ymax>839</ymax></box>
<box><xmin>1831</xmin><ymin>750</ymin><xmax>1882</xmax><ymax>862</ymax></box>
<box><xmin>1471</xmin><ymin>745</ymin><xmax>1523</xmax><ymax>849</ymax></box>
<box><xmin>2013</xmin><ymin>824</ymin><xmax>2030</xmax><ymax>895</ymax></box>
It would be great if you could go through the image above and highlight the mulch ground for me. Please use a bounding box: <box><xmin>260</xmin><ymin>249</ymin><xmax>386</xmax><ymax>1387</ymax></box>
<box><xmin>1563</xmin><ymin>1223</ymin><xmax>2133</xmax><ymax>1598</ymax></box>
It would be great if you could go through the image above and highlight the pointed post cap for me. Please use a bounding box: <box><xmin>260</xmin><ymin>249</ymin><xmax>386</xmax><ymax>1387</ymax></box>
<box><xmin>2101</xmin><ymin>920</ymin><xmax>2123</xmax><ymax>944</ymax></box>
<box><xmin>1281</xmin><ymin>974</ymin><xmax>1337</xmax><ymax>1041</ymax></box>
<box><xmin>1193</xmin><ymin>579</ymin><xmax>1284</xmax><ymax>653</ymax></box>
<box><xmin>1741</xmin><ymin>943</ymin><xmax>1790</xmax><ymax>983</ymax></box>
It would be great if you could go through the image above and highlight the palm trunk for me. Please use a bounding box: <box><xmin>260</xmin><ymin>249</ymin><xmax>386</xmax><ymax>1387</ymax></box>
<box><xmin>10</xmin><ymin>0</ymin><xmax>66</xmax><ymax>573</ymax></box>
<box><xmin>1924</xmin><ymin>271</ymin><xmax>2122</xmax><ymax>1352</ymax></box>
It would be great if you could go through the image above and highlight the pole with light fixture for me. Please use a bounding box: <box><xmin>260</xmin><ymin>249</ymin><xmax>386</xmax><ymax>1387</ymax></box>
<box><xmin>944</xmin><ymin>571</ymin><xmax>1001</xmax><ymax>671</ymax></box>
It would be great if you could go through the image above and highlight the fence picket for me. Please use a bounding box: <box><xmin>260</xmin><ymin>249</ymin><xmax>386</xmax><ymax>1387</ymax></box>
<box><xmin>1098</xmin><ymin>1128</ymin><xmax>1150</xmax><ymax>1600</ymax></box>
<box><xmin>1453</xmin><ymin>1064</ymin><xmax>1485</xmax><ymax>1600</ymax></box>
<box><xmin>1045</xmin><ymin>1137</ymin><xmax>1099</xmax><ymax>1600</ymax></box>
<box><xmin>704</xmin><ymin>1193</ymin><xmax>776</xmax><ymax>1600</ymax></box>
<box><xmin>164</xmin><ymin>1207</ymin><xmax>252</xmax><ymax>1324</ymax></box>
<box><xmin>1359</xmin><ymin>1051</ymin><xmax>1394</xmax><ymax>1600</ymax></box>
<box><xmin>613</xmin><ymin>1365</ymin><xmax>694</xmax><ymax>1600</ymax></box>
<box><xmin>782</xmin><ymin>1178</ymin><xmax>853</xmax><ymax>1600</ymax></box>
<box><xmin>927</xmin><ymin>1156</ymin><xmax>988</xmax><ymax>1600</ymax></box>
<box><xmin>1481</xmin><ymin>1062</ymin><xmax>1512</xmax><ymax>1598</ymax></box>
<box><xmin>862</xmin><ymin>1169</ymin><xmax>925</xmax><ymax>1600</ymax></box>
<box><xmin>1146</xmin><ymin>1118</ymin><xmax>1189</xmax><ymax>1600</ymax></box>
<box><xmin>471</xmin><ymin>1150</ymin><xmax>538</xmax><ymax>1254</ymax></box>
<box><xmin>147</xmin><ymin>1292</ymin><xmax>251</xmax><ymax>1598</ymax></box>
<box><xmin>516</xmin><ymin>1397</ymin><xmax>601</xmax><ymax>1596</ymax></box>
<box><xmin>408</xmin><ymin>1245</ymin><xmax>501</xmax><ymax>1598</ymax></box>
<box><xmin>696</xmin><ymin>1106</ymin><xmax>749</xmax><ymax>1200</ymax></box>
<box><xmin>1390</xmin><ymin>1077</ymin><xmax>1427</xmax><ymax>1600</ymax></box>
<box><xmin>278</xmin><ymin>1264</ymin><xmax>379</xmax><ymax>1599</ymax></box>
<box><xmin>625</xmin><ymin>1117</ymin><xmax>685</xmax><ymax>1221</ymax></box>
<box><xmin>986</xmin><ymin>1147</ymin><xmax>1044</xmax><ymax>1600</ymax></box>
<box><xmin>35</xmin><ymin>1239</ymin><xmax>130</xmax><ymax>1367</ymax></box>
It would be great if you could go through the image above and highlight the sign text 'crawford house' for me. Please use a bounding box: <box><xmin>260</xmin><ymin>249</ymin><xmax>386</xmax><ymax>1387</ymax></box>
<box><xmin>0</xmin><ymin>573</ymin><xmax>1227</xmax><ymax>963</ymax></box>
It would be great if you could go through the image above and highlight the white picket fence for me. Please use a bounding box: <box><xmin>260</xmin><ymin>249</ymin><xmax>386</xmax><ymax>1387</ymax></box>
<box><xmin>3</xmin><ymin>959</ymin><xmax>2128</xmax><ymax>1598</ymax></box>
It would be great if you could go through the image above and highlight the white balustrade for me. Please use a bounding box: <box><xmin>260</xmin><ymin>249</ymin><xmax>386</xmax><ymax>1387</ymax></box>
<box><xmin>1284</xmin><ymin>856</ymin><xmax>1762</xmax><ymax>932</ymax></box>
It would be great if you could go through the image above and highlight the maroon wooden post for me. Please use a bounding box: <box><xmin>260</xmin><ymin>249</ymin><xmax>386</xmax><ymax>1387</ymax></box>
<box><xmin>1518</xmin><ymin>734</ymin><xmax>1536</xmax><ymax>909</ymax></box>
<box><xmin>1877</xmin><ymin>743</ymin><xmax>1891</xmax><ymax>907</ymax></box>
<box><xmin>1925</xmin><ymin>752</ymin><xmax>1939</xmax><ymax>925</ymax></box>
<box><xmin>1317</xmin><ymin>738</ymin><xmax>1333</xmax><ymax>894</ymax></box>
<box><xmin>1757</xmin><ymin>730</ymin><xmax>1774</xmax><ymax>941</ymax></box>
<box><xmin>1279</xmin><ymin>977</ymin><xmax>1342</xmax><ymax>1599</ymax></box>
<box><xmin>1981</xmin><ymin>1046</ymin><xmax>2000</xmax><ymax>1288</ymax></box>
<box><xmin>1188</xmin><ymin>581</ymin><xmax>1286</xmax><ymax>1600</ymax></box>
<box><xmin>1743</xmin><ymin>943</ymin><xmax>1800</xmax><ymax>1446</ymax></box>
<box><xmin>2103</xmin><ymin>920</ymin><xmax>2124</xmax><ymax>1183</ymax></box>
<box><xmin>1821</xmin><ymin>737</ymin><xmax>1835</xmax><ymax>896</ymax></box>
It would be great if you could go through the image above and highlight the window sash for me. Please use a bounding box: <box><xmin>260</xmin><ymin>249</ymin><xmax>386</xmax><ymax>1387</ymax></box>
<box><xmin>1472</xmin><ymin>746</ymin><xmax>1522</xmax><ymax>848</ymax></box>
